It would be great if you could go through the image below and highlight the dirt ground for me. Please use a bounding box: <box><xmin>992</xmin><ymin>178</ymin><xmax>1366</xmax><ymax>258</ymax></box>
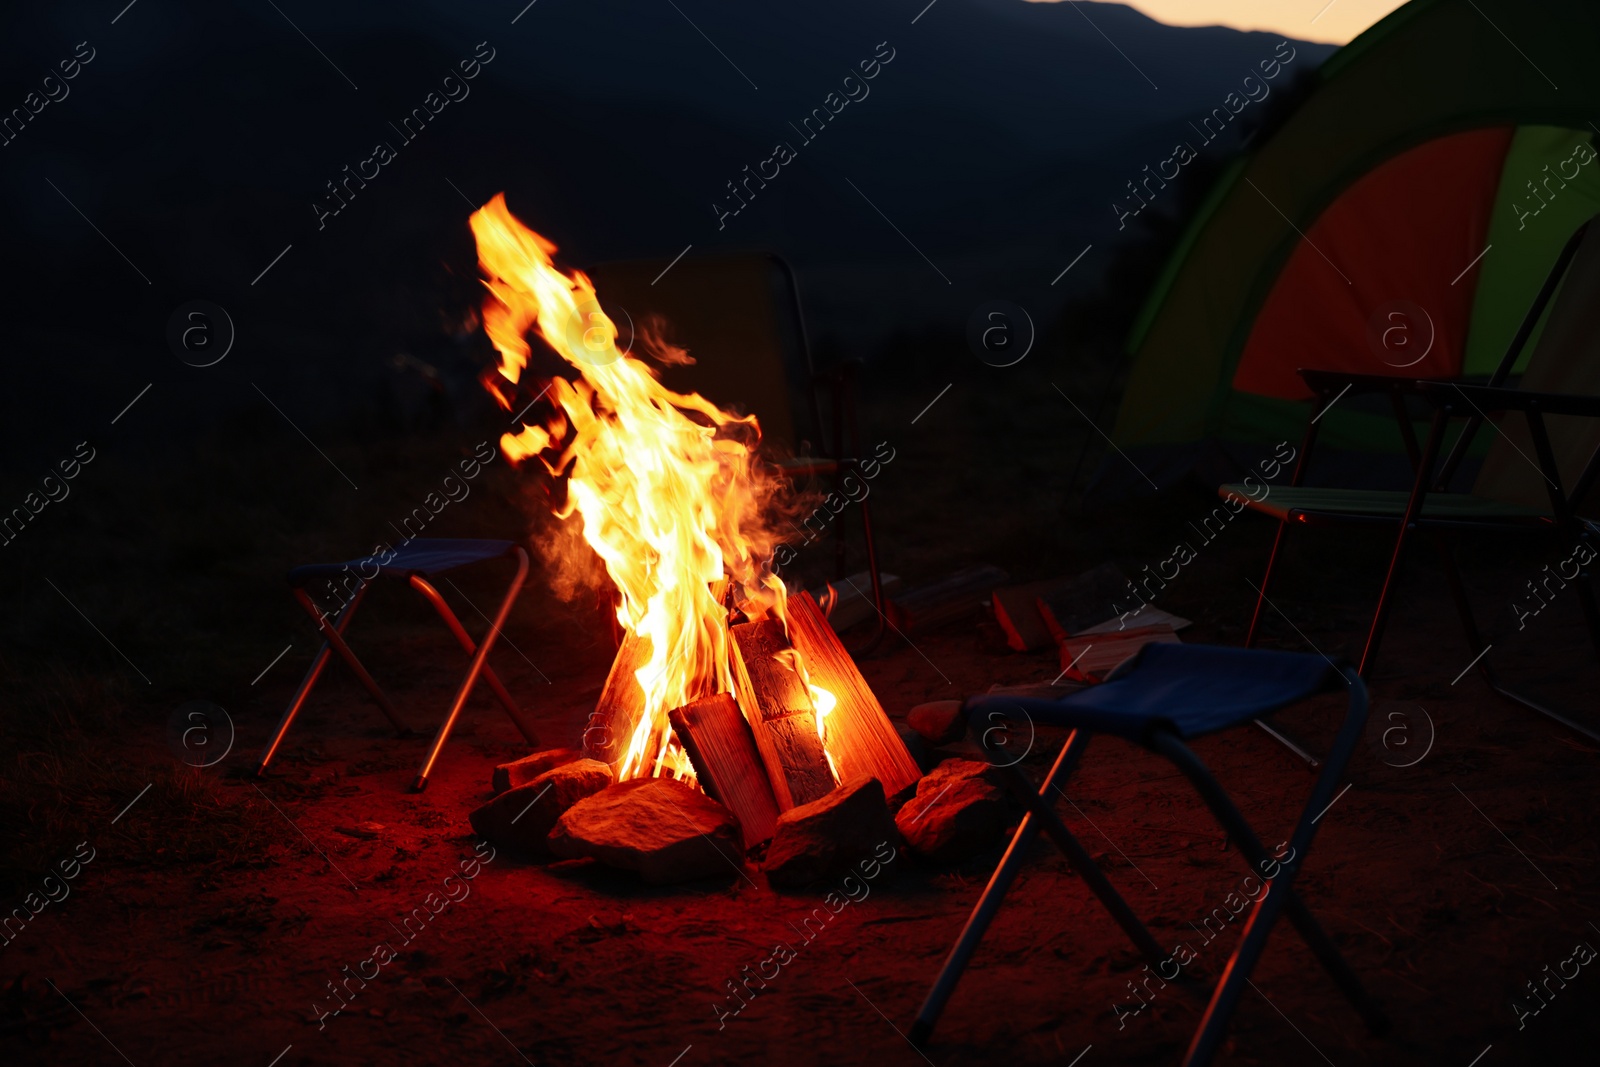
<box><xmin>2</xmin><ymin>381</ymin><xmax>1598</xmax><ymax>1067</ymax></box>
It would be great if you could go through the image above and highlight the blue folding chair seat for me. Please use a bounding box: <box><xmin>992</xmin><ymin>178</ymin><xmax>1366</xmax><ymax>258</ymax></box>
<box><xmin>911</xmin><ymin>643</ymin><xmax>1388</xmax><ymax>1066</ymax></box>
<box><xmin>257</xmin><ymin>538</ymin><xmax>539</xmax><ymax>791</ymax></box>
<box><xmin>286</xmin><ymin>538</ymin><xmax>521</xmax><ymax>585</ymax></box>
<box><xmin>994</xmin><ymin>643</ymin><xmax>1334</xmax><ymax>741</ymax></box>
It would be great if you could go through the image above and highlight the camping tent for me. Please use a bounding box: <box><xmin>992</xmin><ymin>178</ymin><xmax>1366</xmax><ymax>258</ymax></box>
<box><xmin>1109</xmin><ymin>0</ymin><xmax>1600</xmax><ymax>491</ymax></box>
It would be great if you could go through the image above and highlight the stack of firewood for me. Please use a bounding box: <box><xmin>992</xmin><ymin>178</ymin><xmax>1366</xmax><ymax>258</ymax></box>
<box><xmin>589</xmin><ymin>591</ymin><xmax>921</xmax><ymax>845</ymax></box>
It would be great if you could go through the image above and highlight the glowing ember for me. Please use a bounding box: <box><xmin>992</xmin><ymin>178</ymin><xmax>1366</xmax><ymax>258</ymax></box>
<box><xmin>469</xmin><ymin>194</ymin><xmax>836</xmax><ymax>785</ymax></box>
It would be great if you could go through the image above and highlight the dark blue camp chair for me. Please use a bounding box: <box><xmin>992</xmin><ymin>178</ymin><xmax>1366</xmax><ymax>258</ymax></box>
<box><xmin>255</xmin><ymin>538</ymin><xmax>539</xmax><ymax>791</ymax></box>
<box><xmin>910</xmin><ymin>642</ymin><xmax>1387</xmax><ymax>1066</ymax></box>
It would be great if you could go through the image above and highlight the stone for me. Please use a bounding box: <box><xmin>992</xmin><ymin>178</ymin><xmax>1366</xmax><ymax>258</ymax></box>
<box><xmin>548</xmin><ymin>778</ymin><xmax>743</xmax><ymax>885</ymax></box>
<box><xmin>469</xmin><ymin>759</ymin><xmax>612</xmax><ymax>853</ymax></box>
<box><xmin>921</xmin><ymin>757</ymin><xmax>1010</xmax><ymax>789</ymax></box>
<box><xmin>895</xmin><ymin>722</ymin><xmax>938</xmax><ymax>774</ymax></box>
<box><xmin>906</xmin><ymin>700</ymin><xmax>969</xmax><ymax>745</ymax></box>
<box><xmin>762</xmin><ymin>775</ymin><xmax>899</xmax><ymax>889</ymax></box>
<box><xmin>894</xmin><ymin>759</ymin><xmax>1012</xmax><ymax>863</ymax></box>
<box><xmin>492</xmin><ymin>748</ymin><xmax>584</xmax><ymax>795</ymax></box>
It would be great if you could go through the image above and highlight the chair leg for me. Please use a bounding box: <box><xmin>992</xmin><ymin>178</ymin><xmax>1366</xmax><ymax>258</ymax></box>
<box><xmin>291</xmin><ymin>587</ymin><xmax>407</xmax><ymax>734</ymax></box>
<box><xmin>845</xmin><ymin>490</ymin><xmax>888</xmax><ymax>655</ymax></box>
<box><xmin>1154</xmin><ymin>731</ymin><xmax>1385</xmax><ymax>1035</ymax></box>
<box><xmin>1357</xmin><ymin>519</ymin><xmax>1418</xmax><ymax>678</ymax></box>
<box><xmin>1433</xmin><ymin>533</ymin><xmax>1600</xmax><ymax>744</ymax></box>
<box><xmin>1429</xmin><ymin>531</ymin><xmax>1492</xmax><ymax>669</ymax></box>
<box><xmin>409</xmin><ymin>575</ymin><xmax>540</xmax><ymax>745</ymax></box>
<box><xmin>1241</xmin><ymin>521</ymin><xmax>1326</xmax><ymax>767</ymax></box>
<box><xmin>998</xmin><ymin>759</ymin><xmax>1171</xmax><ymax>971</ymax></box>
<box><xmin>1181</xmin><ymin>857</ymin><xmax>1302</xmax><ymax>1067</ymax></box>
<box><xmin>910</xmin><ymin>729</ymin><xmax>1089</xmax><ymax>1046</ymax></box>
<box><xmin>256</xmin><ymin>584</ymin><xmax>369</xmax><ymax>775</ymax></box>
<box><xmin>1245</xmin><ymin>520</ymin><xmax>1290</xmax><ymax>649</ymax></box>
<box><xmin>1151</xmin><ymin>682</ymin><xmax>1390</xmax><ymax>1055</ymax></box>
<box><xmin>412</xmin><ymin>548</ymin><xmax>530</xmax><ymax>791</ymax></box>
<box><xmin>1360</xmin><ymin>410</ymin><xmax>1450</xmax><ymax>678</ymax></box>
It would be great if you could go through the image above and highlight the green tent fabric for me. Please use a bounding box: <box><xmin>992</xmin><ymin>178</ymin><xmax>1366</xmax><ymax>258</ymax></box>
<box><xmin>1466</xmin><ymin>125</ymin><xmax>1600</xmax><ymax>375</ymax></box>
<box><xmin>1112</xmin><ymin>0</ymin><xmax>1600</xmax><ymax>472</ymax></box>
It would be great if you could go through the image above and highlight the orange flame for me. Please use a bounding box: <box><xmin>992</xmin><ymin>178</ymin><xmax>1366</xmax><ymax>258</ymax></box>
<box><xmin>469</xmin><ymin>195</ymin><xmax>835</xmax><ymax>784</ymax></box>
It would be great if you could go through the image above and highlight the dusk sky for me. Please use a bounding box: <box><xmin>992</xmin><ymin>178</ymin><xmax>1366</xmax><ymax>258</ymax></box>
<box><xmin>1038</xmin><ymin>0</ymin><xmax>1411</xmax><ymax>44</ymax></box>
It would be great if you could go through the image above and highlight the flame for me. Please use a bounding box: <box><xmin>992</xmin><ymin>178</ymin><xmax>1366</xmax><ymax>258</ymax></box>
<box><xmin>469</xmin><ymin>194</ymin><xmax>832</xmax><ymax>784</ymax></box>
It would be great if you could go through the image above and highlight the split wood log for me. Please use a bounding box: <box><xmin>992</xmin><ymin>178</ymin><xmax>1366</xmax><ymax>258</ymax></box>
<box><xmin>808</xmin><ymin>571</ymin><xmax>902</xmax><ymax>633</ymax></box>
<box><xmin>668</xmin><ymin>693</ymin><xmax>781</xmax><ymax>845</ymax></box>
<box><xmin>730</xmin><ymin>618</ymin><xmax>835</xmax><ymax>810</ymax></box>
<box><xmin>1033</xmin><ymin>563</ymin><xmax>1129</xmax><ymax>644</ymax></box>
<box><xmin>991</xmin><ymin>579</ymin><xmax>1065</xmax><ymax>653</ymax></box>
<box><xmin>785</xmin><ymin>590</ymin><xmax>921</xmax><ymax>799</ymax></box>
<box><xmin>889</xmin><ymin>564</ymin><xmax>1009</xmax><ymax>633</ymax></box>
<box><xmin>587</xmin><ymin>629</ymin><xmax>652</xmax><ymax>778</ymax></box>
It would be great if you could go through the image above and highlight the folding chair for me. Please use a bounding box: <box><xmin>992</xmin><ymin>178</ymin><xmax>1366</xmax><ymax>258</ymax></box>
<box><xmin>1231</xmin><ymin>218</ymin><xmax>1600</xmax><ymax>742</ymax></box>
<box><xmin>254</xmin><ymin>538</ymin><xmax>540</xmax><ymax>791</ymax></box>
<box><xmin>585</xmin><ymin>253</ymin><xmax>891</xmax><ymax>652</ymax></box>
<box><xmin>910</xmin><ymin>642</ymin><xmax>1388</xmax><ymax>1066</ymax></box>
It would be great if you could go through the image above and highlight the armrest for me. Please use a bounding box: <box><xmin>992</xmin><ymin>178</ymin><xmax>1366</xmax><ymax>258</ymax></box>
<box><xmin>1297</xmin><ymin>368</ymin><xmax>1456</xmax><ymax>397</ymax></box>
<box><xmin>1424</xmin><ymin>382</ymin><xmax>1600</xmax><ymax>419</ymax></box>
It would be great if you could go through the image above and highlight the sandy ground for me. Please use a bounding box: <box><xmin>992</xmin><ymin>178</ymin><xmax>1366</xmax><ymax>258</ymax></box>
<box><xmin>4</xmin><ymin>515</ymin><xmax>1599</xmax><ymax>1067</ymax></box>
<box><xmin>2</xmin><ymin>373</ymin><xmax>1598</xmax><ymax>1066</ymax></box>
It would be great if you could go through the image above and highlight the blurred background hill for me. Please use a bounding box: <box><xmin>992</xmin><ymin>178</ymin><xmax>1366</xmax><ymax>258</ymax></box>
<box><xmin>0</xmin><ymin>0</ymin><xmax>1332</xmax><ymax>465</ymax></box>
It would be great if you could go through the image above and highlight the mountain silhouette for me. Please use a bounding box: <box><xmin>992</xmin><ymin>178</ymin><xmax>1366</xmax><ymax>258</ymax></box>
<box><xmin>0</xmin><ymin>0</ymin><xmax>1332</xmax><ymax>454</ymax></box>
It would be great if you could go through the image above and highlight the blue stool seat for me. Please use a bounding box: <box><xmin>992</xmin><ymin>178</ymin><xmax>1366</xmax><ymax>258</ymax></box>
<box><xmin>966</xmin><ymin>643</ymin><xmax>1335</xmax><ymax>741</ymax></box>
<box><xmin>288</xmin><ymin>538</ymin><xmax>518</xmax><ymax>586</ymax></box>
<box><xmin>261</xmin><ymin>537</ymin><xmax>536</xmax><ymax>790</ymax></box>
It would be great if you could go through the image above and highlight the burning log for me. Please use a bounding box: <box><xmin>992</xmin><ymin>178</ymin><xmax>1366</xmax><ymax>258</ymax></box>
<box><xmin>668</xmin><ymin>694</ymin><xmax>780</xmax><ymax>845</ymax></box>
<box><xmin>785</xmin><ymin>591</ymin><xmax>921</xmax><ymax>800</ymax></box>
<box><xmin>586</xmin><ymin>630</ymin><xmax>651</xmax><ymax>778</ymax></box>
<box><xmin>730</xmin><ymin>619</ymin><xmax>835</xmax><ymax>810</ymax></box>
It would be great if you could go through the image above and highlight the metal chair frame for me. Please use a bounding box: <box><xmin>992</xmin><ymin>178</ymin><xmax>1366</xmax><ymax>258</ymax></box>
<box><xmin>779</xmin><ymin>352</ymin><xmax>889</xmax><ymax>654</ymax></box>
<box><xmin>1241</xmin><ymin>221</ymin><xmax>1600</xmax><ymax>745</ymax></box>
<box><xmin>1249</xmin><ymin>383</ymin><xmax>1600</xmax><ymax>741</ymax></box>
<box><xmin>911</xmin><ymin>666</ymin><xmax>1387</xmax><ymax>1066</ymax></box>
<box><xmin>254</xmin><ymin>546</ymin><xmax>540</xmax><ymax>791</ymax></box>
